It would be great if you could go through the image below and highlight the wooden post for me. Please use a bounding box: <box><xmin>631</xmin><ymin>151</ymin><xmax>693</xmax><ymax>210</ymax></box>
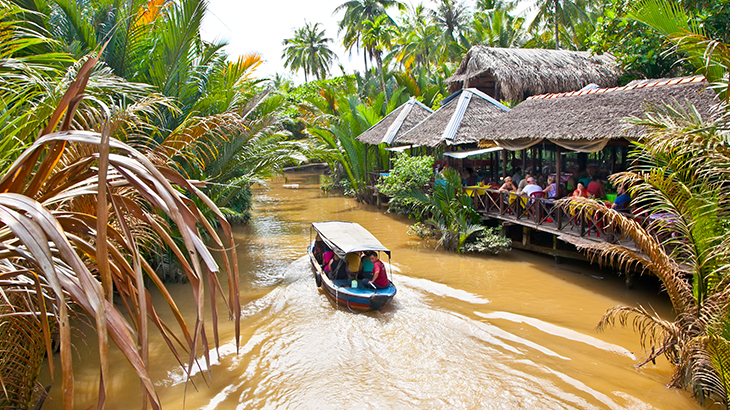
<box><xmin>501</xmin><ymin>150</ymin><xmax>507</xmax><ymax>178</ymax></box>
<box><xmin>521</xmin><ymin>149</ymin><xmax>526</xmax><ymax>172</ymax></box>
<box><xmin>555</xmin><ymin>144</ymin><xmax>562</xmax><ymax>197</ymax></box>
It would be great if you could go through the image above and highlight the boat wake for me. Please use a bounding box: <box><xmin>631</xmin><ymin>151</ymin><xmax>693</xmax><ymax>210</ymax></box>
<box><xmin>157</xmin><ymin>256</ymin><xmax>657</xmax><ymax>410</ymax></box>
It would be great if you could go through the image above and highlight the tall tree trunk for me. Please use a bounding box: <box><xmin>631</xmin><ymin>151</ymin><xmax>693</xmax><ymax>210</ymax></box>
<box><xmin>376</xmin><ymin>53</ymin><xmax>385</xmax><ymax>94</ymax></box>
<box><xmin>554</xmin><ymin>0</ymin><xmax>560</xmax><ymax>49</ymax></box>
<box><xmin>0</xmin><ymin>293</ymin><xmax>50</xmax><ymax>409</ymax></box>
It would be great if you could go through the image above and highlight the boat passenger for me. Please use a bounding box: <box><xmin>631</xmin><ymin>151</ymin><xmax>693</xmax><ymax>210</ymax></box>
<box><xmin>322</xmin><ymin>250</ymin><xmax>335</xmax><ymax>272</ymax></box>
<box><xmin>364</xmin><ymin>251</ymin><xmax>389</xmax><ymax>289</ymax></box>
<box><xmin>360</xmin><ymin>253</ymin><xmax>374</xmax><ymax>282</ymax></box>
<box><xmin>329</xmin><ymin>254</ymin><xmax>348</xmax><ymax>280</ymax></box>
<box><xmin>312</xmin><ymin>237</ymin><xmax>326</xmax><ymax>264</ymax></box>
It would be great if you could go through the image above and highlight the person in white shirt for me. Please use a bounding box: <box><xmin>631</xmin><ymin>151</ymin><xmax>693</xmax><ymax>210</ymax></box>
<box><xmin>518</xmin><ymin>177</ymin><xmax>543</xmax><ymax>197</ymax></box>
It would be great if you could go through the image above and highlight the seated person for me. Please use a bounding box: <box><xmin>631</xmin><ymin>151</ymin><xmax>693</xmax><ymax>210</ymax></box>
<box><xmin>312</xmin><ymin>237</ymin><xmax>326</xmax><ymax>264</ymax></box>
<box><xmin>612</xmin><ymin>186</ymin><xmax>631</xmax><ymax>210</ymax></box>
<box><xmin>517</xmin><ymin>173</ymin><xmax>532</xmax><ymax>192</ymax></box>
<box><xmin>361</xmin><ymin>251</ymin><xmax>389</xmax><ymax>289</ymax></box>
<box><xmin>499</xmin><ymin>176</ymin><xmax>517</xmax><ymax>192</ymax></box>
<box><xmin>572</xmin><ymin>182</ymin><xmax>593</xmax><ymax>198</ymax></box>
<box><xmin>518</xmin><ymin>177</ymin><xmax>542</xmax><ymax>196</ymax></box>
<box><xmin>543</xmin><ymin>176</ymin><xmax>558</xmax><ymax>199</ymax></box>
<box><xmin>325</xmin><ymin>253</ymin><xmax>348</xmax><ymax>280</ymax></box>
<box><xmin>360</xmin><ymin>253</ymin><xmax>374</xmax><ymax>282</ymax></box>
<box><xmin>587</xmin><ymin>176</ymin><xmax>605</xmax><ymax>199</ymax></box>
<box><xmin>465</xmin><ymin>167</ymin><xmax>478</xmax><ymax>186</ymax></box>
<box><xmin>322</xmin><ymin>250</ymin><xmax>334</xmax><ymax>272</ymax></box>
<box><xmin>345</xmin><ymin>252</ymin><xmax>362</xmax><ymax>280</ymax></box>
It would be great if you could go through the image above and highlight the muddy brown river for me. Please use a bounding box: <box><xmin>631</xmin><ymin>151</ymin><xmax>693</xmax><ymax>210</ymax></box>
<box><xmin>42</xmin><ymin>171</ymin><xmax>700</xmax><ymax>409</ymax></box>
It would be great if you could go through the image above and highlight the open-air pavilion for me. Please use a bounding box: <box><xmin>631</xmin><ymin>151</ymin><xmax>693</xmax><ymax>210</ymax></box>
<box><xmin>391</xmin><ymin>88</ymin><xmax>510</xmax><ymax>175</ymax></box>
<box><xmin>474</xmin><ymin>75</ymin><xmax>715</xmax><ymax>189</ymax></box>
<box><xmin>462</xmin><ymin>75</ymin><xmax>719</xmax><ymax>262</ymax></box>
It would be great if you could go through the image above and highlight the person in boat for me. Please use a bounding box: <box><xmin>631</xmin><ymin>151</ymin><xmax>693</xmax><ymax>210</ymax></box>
<box><xmin>322</xmin><ymin>250</ymin><xmax>334</xmax><ymax>272</ymax></box>
<box><xmin>330</xmin><ymin>254</ymin><xmax>349</xmax><ymax>280</ymax></box>
<box><xmin>364</xmin><ymin>251</ymin><xmax>389</xmax><ymax>289</ymax></box>
<box><xmin>312</xmin><ymin>236</ymin><xmax>326</xmax><ymax>264</ymax></box>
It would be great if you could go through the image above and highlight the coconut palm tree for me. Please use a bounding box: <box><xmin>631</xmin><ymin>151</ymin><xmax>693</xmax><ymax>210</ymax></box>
<box><xmin>390</xmin><ymin>3</ymin><xmax>439</xmax><ymax>70</ymax></box>
<box><xmin>430</xmin><ymin>0</ymin><xmax>471</xmax><ymax>61</ymax></box>
<box><xmin>282</xmin><ymin>22</ymin><xmax>336</xmax><ymax>82</ymax></box>
<box><xmin>361</xmin><ymin>15</ymin><xmax>397</xmax><ymax>92</ymax></box>
<box><xmin>469</xmin><ymin>2</ymin><xmax>526</xmax><ymax>48</ymax></box>
<box><xmin>334</xmin><ymin>0</ymin><xmax>403</xmax><ymax>71</ymax></box>
<box><xmin>0</xmin><ymin>50</ymin><xmax>240</xmax><ymax>409</ymax></box>
<box><xmin>526</xmin><ymin>0</ymin><xmax>599</xmax><ymax>49</ymax></box>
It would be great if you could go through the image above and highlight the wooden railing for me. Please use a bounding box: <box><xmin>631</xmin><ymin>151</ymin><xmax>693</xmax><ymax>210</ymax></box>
<box><xmin>472</xmin><ymin>188</ymin><xmax>628</xmax><ymax>243</ymax></box>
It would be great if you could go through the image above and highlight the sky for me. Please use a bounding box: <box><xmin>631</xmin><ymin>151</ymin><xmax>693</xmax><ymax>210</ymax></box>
<box><xmin>200</xmin><ymin>0</ymin><xmax>537</xmax><ymax>84</ymax></box>
<box><xmin>200</xmin><ymin>0</ymin><xmax>370</xmax><ymax>83</ymax></box>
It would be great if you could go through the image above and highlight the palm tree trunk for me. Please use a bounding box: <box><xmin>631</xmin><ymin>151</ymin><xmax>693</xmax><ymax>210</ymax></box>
<box><xmin>0</xmin><ymin>293</ymin><xmax>50</xmax><ymax>409</ymax></box>
<box><xmin>554</xmin><ymin>0</ymin><xmax>560</xmax><ymax>49</ymax></box>
<box><xmin>376</xmin><ymin>54</ymin><xmax>385</xmax><ymax>94</ymax></box>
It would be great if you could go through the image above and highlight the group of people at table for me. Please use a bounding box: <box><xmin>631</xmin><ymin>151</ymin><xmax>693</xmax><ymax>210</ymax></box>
<box><xmin>459</xmin><ymin>166</ymin><xmax>631</xmax><ymax>211</ymax></box>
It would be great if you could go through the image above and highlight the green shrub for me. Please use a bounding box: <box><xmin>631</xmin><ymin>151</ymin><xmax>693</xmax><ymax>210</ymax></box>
<box><xmin>407</xmin><ymin>222</ymin><xmax>438</xmax><ymax>239</ymax></box>
<box><xmin>463</xmin><ymin>228</ymin><xmax>512</xmax><ymax>255</ymax></box>
<box><xmin>377</xmin><ymin>153</ymin><xmax>433</xmax><ymax>196</ymax></box>
<box><xmin>377</xmin><ymin>153</ymin><xmax>434</xmax><ymax>215</ymax></box>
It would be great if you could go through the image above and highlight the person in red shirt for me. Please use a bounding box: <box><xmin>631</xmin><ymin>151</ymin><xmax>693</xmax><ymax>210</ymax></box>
<box><xmin>572</xmin><ymin>182</ymin><xmax>593</xmax><ymax>198</ymax></box>
<box><xmin>586</xmin><ymin>176</ymin><xmax>605</xmax><ymax>199</ymax></box>
<box><xmin>365</xmin><ymin>251</ymin><xmax>389</xmax><ymax>289</ymax></box>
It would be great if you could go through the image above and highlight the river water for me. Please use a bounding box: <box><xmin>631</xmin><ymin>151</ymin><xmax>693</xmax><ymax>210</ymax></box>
<box><xmin>43</xmin><ymin>171</ymin><xmax>699</xmax><ymax>409</ymax></box>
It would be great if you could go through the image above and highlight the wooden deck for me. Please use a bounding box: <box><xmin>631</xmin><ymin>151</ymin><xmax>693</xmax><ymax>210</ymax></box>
<box><xmin>471</xmin><ymin>188</ymin><xmax>642</xmax><ymax>258</ymax></box>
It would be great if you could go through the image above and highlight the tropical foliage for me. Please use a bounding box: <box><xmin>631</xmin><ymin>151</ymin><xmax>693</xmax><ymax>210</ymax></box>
<box><xmin>398</xmin><ymin>168</ymin><xmax>484</xmax><ymax>252</ymax></box>
<box><xmin>0</xmin><ymin>51</ymin><xmax>240</xmax><ymax>409</ymax></box>
<box><xmin>0</xmin><ymin>0</ymin><xmax>298</xmax><ymax>408</ymax></box>
<box><xmin>299</xmin><ymin>77</ymin><xmax>407</xmax><ymax>199</ymax></box>
<box><xmin>559</xmin><ymin>1</ymin><xmax>730</xmax><ymax>406</ymax></box>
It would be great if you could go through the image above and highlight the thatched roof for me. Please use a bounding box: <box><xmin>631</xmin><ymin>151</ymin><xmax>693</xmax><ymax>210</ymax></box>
<box><xmin>476</xmin><ymin>75</ymin><xmax>716</xmax><ymax>146</ymax></box>
<box><xmin>394</xmin><ymin>88</ymin><xmax>510</xmax><ymax>148</ymax></box>
<box><xmin>446</xmin><ymin>46</ymin><xmax>621</xmax><ymax>102</ymax></box>
<box><xmin>356</xmin><ymin>98</ymin><xmax>433</xmax><ymax>145</ymax></box>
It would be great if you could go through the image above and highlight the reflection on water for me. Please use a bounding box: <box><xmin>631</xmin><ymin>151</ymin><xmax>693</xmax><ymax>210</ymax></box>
<box><xmin>42</xmin><ymin>172</ymin><xmax>698</xmax><ymax>409</ymax></box>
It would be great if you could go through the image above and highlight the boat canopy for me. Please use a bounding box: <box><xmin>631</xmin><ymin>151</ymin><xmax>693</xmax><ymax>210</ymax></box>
<box><xmin>311</xmin><ymin>221</ymin><xmax>391</xmax><ymax>258</ymax></box>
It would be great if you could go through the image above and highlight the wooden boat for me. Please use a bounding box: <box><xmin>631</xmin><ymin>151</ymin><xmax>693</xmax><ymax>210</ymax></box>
<box><xmin>308</xmin><ymin>221</ymin><xmax>396</xmax><ymax>311</ymax></box>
